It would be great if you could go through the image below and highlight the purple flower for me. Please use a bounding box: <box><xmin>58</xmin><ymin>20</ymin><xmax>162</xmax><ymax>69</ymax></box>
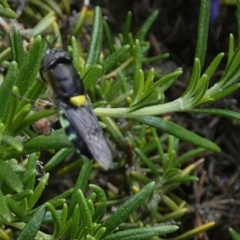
<box><xmin>210</xmin><ymin>0</ymin><xmax>220</xmax><ymax>24</ymax></box>
<box><xmin>220</xmin><ymin>176</ymin><xmax>228</xmax><ymax>183</ymax></box>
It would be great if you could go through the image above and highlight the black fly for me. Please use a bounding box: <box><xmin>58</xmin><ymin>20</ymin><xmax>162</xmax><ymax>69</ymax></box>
<box><xmin>40</xmin><ymin>48</ymin><xmax>112</xmax><ymax>170</ymax></box>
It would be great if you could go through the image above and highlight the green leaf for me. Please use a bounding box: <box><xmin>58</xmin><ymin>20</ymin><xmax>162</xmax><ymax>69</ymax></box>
<box><xmin>103</xmin><ymin>20</ymin><xmax>115</xmax><ymax>53</ymax></box>
<box><xmin>30</xmin><ymin>11</ymin><xmax>56</xmax><ymax>37</ymax></box>
<box><xmin>71</xmin><ymin>36</ymin><xmax>81</xmax><ymax>72</ymax></box>
<box><xmin>122</xmin><ymin>12</ymin><xmax>132</xmax><ymax>44</ymax></box>
<box><xmin>15</xmin><ymin>36</ymin><xmax>45</xmax><ymax>98</ymax></box>
<box><xmin>1</xmin><ymin>129</ymin><xmax>72</xmax><ymax>160</ymax></box>
<box><xmin>135</xmin><ymin>148</ymin><xmax>159</xmax><ymax>177</ymax></box>
<box><xmin>175</xmin><ymin>148</ymin><xmax>207</xmax><ymax>166</ymax></box>
<box><xmin>76</xmin><ymin>190</ymin><xmax>93</xmax><ymax>236</ymax></box>
<box><xmin>72</xmin><ymin>4</ymin><xmax>88</xmax><ymax>37</ymax></box>
<box><xmin>209</xmin><ymin>83</ymin><xmax>240</xmax><ymax>102</ymax></box>
<box><xmin>43</xmin><ymin>0</ymin><xmax>63</xmax><ymax>17</ymax></box>
<box><xmin>5</xmin><ymin>103</ymin><xmax>32</xmax><ymax>135</ymax></box>
<box><xmin>68</xmin><ymin>160</ymin><xmax>92</xmax><ymax>216</ymax></box>
<box><xmin>101</xmin><ymin>182</ymin><xmax>155</xmax><ymax>237</ymax></box>
<box><xmin>228</xmin><ymin>34</ymin><xmax>234</xmax><ymax>65</ymax></box>
<box><xmin>0</xmin><ymin>123</ymin><xmax>4</xmax><ymax>137</ymax></box>
<box><xmin>161</xmin><ymin>194</ymin><xmax>179</xmax><ymax>211</ymax></box>
<box><xmin>21</xmin><ymin>78</ymin><xmax>46</xmax><ymax>104</ymax></box>
<box><xmin>136</xmin><ymin>116</ymin><xmax>221</xmax><ymax>152</ymax></box>
<box><xmin>182</xmin><ymin>58</ymin><xmax>201</xmax><ymax>97</ymax></box>
<box><xmin>44</xmin><ymin>148</ymin><xmax>74</xmax><ymax>171</ymax></box>
<box><xmin>59</xmin><ymin>204</ymin><xmax>68</xmax><ymax>234</ymax></box>
<box><xmin>87</xmin><ymin>200</ymin><xmax>95</xmax><ymax>218</ymax></box>
<box><xmin>12</xmin><ymin>189</ymin><xmax>33</xmax><ymax>202</ymax></box>
<box><xmin>102</xmin><ymin>45</ymin><xmax>130</xmax><ymax>74</ymax></box>
<box><xmin>0</xmin><ymin>228</ymin><xmax>8</xmax><ymax>240</ymax></box>
<box><xmin>93</xmin><ymin>227</ymin><xmax>106</xmax><ymax>240</ymax></box>
<box><xmin>192</xmin><ymin>74</ymin><xmax>209</xmax><ymax>106</ymax></box>
<box><xmin>0</xmin><ymin>62</ymin><xmax>18</xmax><ymax>123</ymax></box>
<box><xmin>70</xmin><ymin>204</ymin><xmax>80</xmax><ymax>238</ymax></box>
<box><xmin>9</xmin><ymin>31</ymin><xmax>25</xmax><ymax>68</ymax></box>
<box><xmin>144</xmin><ymin>68</ymin><xmax>154</xmax><ymax>91</ymax></box>
<box><xmin>130</xmin><ymin>89</ymin><xmax>162</xmax><ymax>111</ymax></box>
<box><xmin>17</xmin><ymin>205</ymin><xmax>46</xmax><ymax>240</ymax></box>
<box><xmin>135</xmin><ymin>10</ymin><xmax>159</xmax><ymax>41</ymax></box>
<box><xmin>132</xmin><ymin>69</ymin><xmax>144</xmax><ymax>105</ymax></box>
<box><xmin>18</xmin><ymin>108</ymin><xmax>56</xmax><ymax>133</ymax></box>
<box><xmin>2</xmin><ymin>86</ymin><xmax>19</xmax><ymax>129</ymax></box>
<box><xmin>86</xmin><ymin>6</ymin><xmax>103</xmax><ymax>66</ymax></box>
<box><xmin>0</xmin><ymin>161</ymin><xmax>22</xmax><ymax>192</ymax></box>
<box><xmin>0</xmin><ymin>190</ymin><xmax>11</xmax><ymax>222</ymax></box>
<box><xmin>189</xmin><ymin>108</ymin><xmax>240</xmax><ymax>122</ymax></box>
<box><xmin>164</xmin><ymin>175</ymin><xmax>199</xmax><ymax>185</ymax></box>
<box><xmin>28</xmin><ymin>173</ymin><xmax>49</xmax><ymax>210</ymax></box>
<box><xmin>22</xmin><ymin>169</ymin><xmax>37</xmax><ymax>190</ymax></box>
<box><xmin>47</xmin><ymin>189</ymin><xmax>73</xmax><ymax>208</ymax></box>
<box><xmin>58</xmin><ymin>219</ymin><xmax>73</xmax><ymax>239</ymax></box>
<box><xmin>46</xmin><ymin>203</ymin><xmax>61</xmax><ymax>236</ymax></box>
<box><xmin>161</xmin><ymin>208</ymin><xmax>187</xmax><ymax>222</ymax></box>
<box><xmin>24</xmin><ymin>153</ymin><xmax>38</xmax><ymax>190</ymax></box>
<box><xmin>132</xmin><ymin>39</ymin><xmax>142</xmax><ymax>103</ymax></box>
<box><xmin>142</xmin><ymin>53</ymin><xmax>170</xmax><ymax>63</ymax></box>
<box><xmin>6</xmin><ymin>196</ymin><xmax>26</xmax><ymax>218</ymax></box>
<box><xmin>0</xmin><ymin>47</ymin><xmax>11</xmax><ymax>64</ymax></box>
<box><xmin>1</xmin><ymin>135</ymin><xmax>23</xmax><ymax>151</ymax></box>
<box><xmin>90</xmin><ymin>184</ymin><xmax>107</xmax><ymax>223</ymax></box>
<box><xmin>104</xmin><ymin>225</ymin><xmax>179</xmax><ymax>240</ymax></box>
<box><xmin>163</xmin><ymin>169</ymin><xmax>182</xmax><ymax>182</ymax></box>
<box><xmin>1</xmin><ymin>1</ymin><xmax>10</xmax><ymax>9</ymax></box>
<box><xmin>83</xmin><ymin>64</ymin><xmax>102</xmax><ymax>90</ymax></box>
<box><xmin>101</xmin><ymin>116</ymin><xmax>127</xmax><ymax>150</ymax></box>
<box><xmin>219</xmin><ymin>44</ymin><xmax>240</xmax><ymax>87</ymax></box>
<box><xmin>174</xmin><ymin>222</ymin><xmax>215</xmax><ymax>240</ymax></box>
<box><xmin>151</xmin><ymin>69</ymin><xmax>182</xmax><ymax>92</ymax></box>
<box><xmin>204</xmin><ymin>53</ymin><xmax>224</xmax><ymax>79</ymax></box>
<box><xmin>195</xmin><ymin>0</ymin><xmax>210</xmax><ymax>68</ymax></box>
<box><xmin>237</xmin><ymin>0</ymin><xmax>240</xmax><ymax>44</ymax></box>
<box><xmin>0</xmin><ymin>4</ymin><xmax>16</xmax><ymax>18</ymax></box>
<box><xmin>229</xmin><ymin>228</ymin><xmax>240</xmax><ymax>240</ymax></box>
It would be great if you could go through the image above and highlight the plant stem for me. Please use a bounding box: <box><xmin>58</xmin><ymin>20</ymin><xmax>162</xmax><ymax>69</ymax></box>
<box><xmin>95</xmin><ymin>97</ymin><xmax>192</xmax><ymax>118</ymax></box>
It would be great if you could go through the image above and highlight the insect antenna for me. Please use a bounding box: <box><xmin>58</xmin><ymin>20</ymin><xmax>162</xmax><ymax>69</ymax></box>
<box><xmin>44</xmin><ymin>36</ymin><xmax>59</xmax><ymax>49</ymax></box>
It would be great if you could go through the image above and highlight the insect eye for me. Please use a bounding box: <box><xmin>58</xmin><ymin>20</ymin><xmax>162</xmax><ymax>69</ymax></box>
<box><xmin>41</xmin><ymin>54</ymin><xmax>55</xmax><ymax>71</ymax></box>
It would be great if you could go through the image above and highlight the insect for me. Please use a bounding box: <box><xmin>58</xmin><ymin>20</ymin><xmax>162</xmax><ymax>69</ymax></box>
<box><xmin>40</xmin><ymin>48</ymin><xmax>113</xmax><ymax>170</ymax></box>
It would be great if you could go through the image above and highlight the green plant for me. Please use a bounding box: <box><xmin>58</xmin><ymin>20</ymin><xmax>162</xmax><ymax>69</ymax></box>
<box><xmin>229</xmin><ymin>228</ymin><xmax>240</xmax><ymax>240</ymax></box>
<box><xmin>0</xmin><ymin>0</ymin><xmax>239</xmax><ymax>239</ymax></box>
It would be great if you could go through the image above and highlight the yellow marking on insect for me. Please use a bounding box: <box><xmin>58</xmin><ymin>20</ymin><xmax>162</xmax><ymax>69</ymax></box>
<box><xmin>70</xmin><ymin>95</ymin><xmax>86</xmax><ymax>107</ymax></box>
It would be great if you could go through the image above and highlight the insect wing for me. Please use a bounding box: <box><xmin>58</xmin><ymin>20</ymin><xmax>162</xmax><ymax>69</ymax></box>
<box><xmin>59</xmin><ymin>101</ymin><xmax>113</xmax><ymax>170</ymax></box>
